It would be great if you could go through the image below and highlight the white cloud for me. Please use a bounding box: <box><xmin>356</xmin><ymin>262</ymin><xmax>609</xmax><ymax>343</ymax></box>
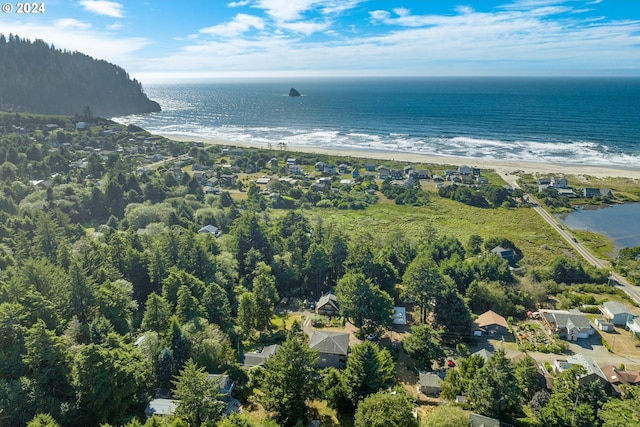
<box><xmin>228</xmin><ymin>0</ymin><xmax>250</xmax><ymax>6</ymax></box>
<box><xmin>253</xmin><ymin>0</ymin><xmax>318</xmax><ymax>22</ymax></box>
<box><xmin>55</xmin><ymin>18</ymin><xmax>92</xmax><ymax>30</ymax></box>
<box><xmin>278</xmin><ymin>20</ymin><xmax>330</xmax><ymax>35</ymax></box>
<box><xmin>79</xmin><ymin>1</ymin><xmax>124</xmax><ymax>18</ymax></box>
<box><xmin>107</xmin><ymin>22</ymin><xmax>123</xmax><ymax>30</ymax></box>
<box><xmin>141</xmin><ymin>2</ymin><xmax>640</xmax><ymax>78</ymax></box>
<box><xmin>200</xmin><ymin>14</ymin><xmax>265</xmax><ymax>38</ymax></box>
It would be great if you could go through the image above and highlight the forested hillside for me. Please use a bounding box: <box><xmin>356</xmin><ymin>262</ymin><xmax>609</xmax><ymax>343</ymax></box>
<box><xmin>0</xmin><ymin>35</ymin><xmax>161</xmax><ymax>117</ymax></box>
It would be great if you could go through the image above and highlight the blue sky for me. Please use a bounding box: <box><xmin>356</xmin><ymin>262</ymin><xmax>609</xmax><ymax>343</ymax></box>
<box><xmin>1</xmin><ymin>0</ymin><xmax>639</xmax><ymax>82</ymax></box>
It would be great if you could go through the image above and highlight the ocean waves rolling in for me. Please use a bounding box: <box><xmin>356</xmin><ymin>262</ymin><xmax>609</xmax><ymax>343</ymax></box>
<box><xmin>115</xmin><ymin>77</ymin><xmax>640</xmax><ymax>168</ymax></box>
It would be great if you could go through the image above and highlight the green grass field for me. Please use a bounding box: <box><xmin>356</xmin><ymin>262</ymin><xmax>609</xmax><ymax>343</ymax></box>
<box><xmin>313</xmin><ymin>193</ymin><xmax>574</xmax><ymax>267</ymax></box>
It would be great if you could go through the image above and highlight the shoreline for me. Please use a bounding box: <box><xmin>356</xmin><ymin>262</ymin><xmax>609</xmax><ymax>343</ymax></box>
<box><xmin>163</xmin><ymin>134</ymin><xmax>640</xmax><ymax>180</ymax></box>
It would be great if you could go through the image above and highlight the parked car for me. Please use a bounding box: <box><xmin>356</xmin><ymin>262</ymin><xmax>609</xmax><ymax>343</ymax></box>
<box><xmin>446</xmin><ymin>359</ymin><xmax>455</xmax><ymax>367</ymax></box>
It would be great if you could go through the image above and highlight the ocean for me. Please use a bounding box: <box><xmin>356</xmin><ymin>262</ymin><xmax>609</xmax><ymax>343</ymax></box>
<box><xmin>114</xmin><ymin>77</ymin><xmax>640</xmax><ymax>168</ymax></box>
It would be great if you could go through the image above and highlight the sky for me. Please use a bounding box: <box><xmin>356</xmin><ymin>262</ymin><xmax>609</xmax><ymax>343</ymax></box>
<box><xmin>1</xmin><ymin>0</ymin><xmax>640</xmax><ymax>82</ymax></box>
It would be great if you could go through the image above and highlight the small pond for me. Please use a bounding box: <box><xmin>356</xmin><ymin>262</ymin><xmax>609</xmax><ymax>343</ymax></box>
<box><xmin>555</xmin><ymin>203</ymin><xmax>640</xmax><ymax>253</ymax></box>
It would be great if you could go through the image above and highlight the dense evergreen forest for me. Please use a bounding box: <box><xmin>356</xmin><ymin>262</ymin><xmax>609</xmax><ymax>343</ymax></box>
<box><xmin>0</xmin><ymin>35</ymin><xmax>161</xmax><ymax>117</ymax></box>
<box><xmin>0</xmin><ymin>113</ymin><xmax>636</xmax><ymax>427</ymax></box>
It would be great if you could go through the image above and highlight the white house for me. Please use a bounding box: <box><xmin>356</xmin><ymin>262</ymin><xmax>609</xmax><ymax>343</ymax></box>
<box><xmin>600</xmin><ymin>301</ymin><xmax>637</xmax><ymax>326</ymax></box>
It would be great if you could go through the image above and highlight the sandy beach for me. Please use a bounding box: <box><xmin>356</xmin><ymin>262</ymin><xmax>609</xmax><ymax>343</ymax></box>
<box><xmin>165</xmin><ymin>134</ymin><xmax>640</xmax><ymax>180</ymax></box>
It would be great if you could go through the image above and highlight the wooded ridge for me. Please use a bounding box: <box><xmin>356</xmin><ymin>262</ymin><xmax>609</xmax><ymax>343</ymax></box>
<box><xmin>0</xmin><ymin>34</ymin><xmax>161</xmax><ymax>117</ymax></box>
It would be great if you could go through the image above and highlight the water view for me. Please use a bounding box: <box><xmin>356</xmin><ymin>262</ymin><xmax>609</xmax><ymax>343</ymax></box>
<box><xmin>556</xmin><ymin>203</ymin><xmax>640</xmax><ymax>252</ymax></box>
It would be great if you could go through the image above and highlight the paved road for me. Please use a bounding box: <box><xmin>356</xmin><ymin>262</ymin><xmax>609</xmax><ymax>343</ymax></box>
<box><xmin>499</xmin><ymin>172</ymin><xmax>640</xmax><ymax>305</ymax></box>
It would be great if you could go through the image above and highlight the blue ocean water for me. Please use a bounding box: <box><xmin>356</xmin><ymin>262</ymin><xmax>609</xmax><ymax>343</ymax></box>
<box><xmin>115</xmin><ymin>77</ymin><xmax>640</xmax><ymax>167</ymax></box>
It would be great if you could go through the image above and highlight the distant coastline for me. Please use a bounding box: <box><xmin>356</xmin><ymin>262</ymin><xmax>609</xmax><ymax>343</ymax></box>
<box><xmin>164</xmin><ymin>134</ymin><xmax>640</xmax><ymax>180</ymax></box>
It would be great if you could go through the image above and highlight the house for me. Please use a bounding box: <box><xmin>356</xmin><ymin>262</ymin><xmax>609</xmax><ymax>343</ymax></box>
<box><xmin>418</xmin><ymin>371</ymin><xmax>445</xmax><ymax>396</ymax></box>
<box><xmin>145</xmin><ymin>399</ymin><xmax>178</xmax><ymax>418</ymax></box>
<box><xmin>601</xmin><ymin>365</ymin><xmax>640</xmax><ymax>395</ymax></box>
<box><xmin>377</xmin><ymin>167</ymin><xmax>390</xmax><ymax>179</ymax></box>
<box><xmin>310</xmin><ymin>183</ymin><xmax>326</xmax><ymax>193</ymax></box>
<box><xmin>323</xmin><ymin>164</ymin><xmax>337</xmax><ymax>175</ymax></box>
<box><xmin>491</xmin><ymin>246</ymin><xmax>515</xmax><ymax>267</ymax></box>
<box><xmin>415</xmin><ymin>169</ymin><xmax>430</xmax><ymax>179</ymax></box>
<box><xmin>338</xmin><ymin>163</ymin><xmax>350</xmax><ymax>174</ymax></box>
<box><xmin>540</xmin><ymin>309</ymin><xmax>594</xmax><ymax>341</ymax></box>
<box><xmin>286</xmin><ymin>158</ymin><xmax>297</xmax><ymax>166</ymax></box>
<box><xmin>458</xmin><ymin>165</ymin><xmax>471</xmax><ymax>175</ymax></box>
<box><xmin>390</xmin><ymin>169</ymin><xmax>404</xmax><ymax>180</ymax></box>
<box><xmin>473</xmin><ymin>310</ymin><xmax>509</xmax><ymax>336</ymax></box>
<box><xmin>207</xmin><ymin>374</ymin><xmax>235</xmax><ymax>399</ymax></box>
<box><xmin>551</xmin><ymin>176</ymin><xmax>569</xmax><ymax>188</ymax></box>
<box><xmin>288</xmin><ymin>164</ymin><xmax>304</xmax><ymax>175</ymax></box>
<box><xmin>469</xmin><ymin>413</ymin><xmax>500</xmax><ymax>427</ymax></box>
<box><xmin>316</xmin><ymin>293</ymin><xmax>339</xmax><ymax>316</ymax></box>
<box><xmin>554</xmin><ymin>353</ymin><xmax>608</xmax><ymax>388</ymax></box>
<box><xmin>198</xmin><ymin>224</ymin><xmax>221</xmax><ymax>237</ymax></box>
<box><xmin>314</xmin><ymin>161</ymin><xmax>326</xmax><ymax>171</ymax></box>
<box><xmin>557</xmin><ymin>188</ymin><xmax>576</xmax><ymax>198</ymax></box>
<box><xmin>255</xmin><ymin>176</ymin><xmax>272</xmax><ymax>185</ymax></box>
<box><xmin>364</xmin><ymin>163</ymin><xmax>376</xmax><ymax>172</ymax></box>
<box><xmin>219</xmin><ymin>174</ymin><xmax>236</xmax><ymax>188</ymax></box>
<box><xmin>583</xmin><ymin>188</ymin><xmax>612</xmax><ymax>198</ymax></box>
<box><xmin>476</xmin><ymin>176</ymin><xmax>489</xmax><ymax>185</ymax></box>
<box><xmin>309</xmin><ymin>330</ymin><xmax>349</xmax><ymax>368</ymax></box>
<box><xmin>242</xmin><ymin>344</ymin><xmax>280</xmax><ymax>369</ymax></box>
<box><xmin>351</xmin><ymin>167</ymin><xmax>360</xmax><ymax>179</ymax></box>
<box><xmin>537</xmin><ymin>177</ymin><xmax>551</xmax><ymax>185</ymax></box>
<box><xmin>600</xmin><ymin>301</ymin><xmax>637</xmax><ymax>326</ymax></box>
<box><xmin>269</xmin><ymin>158</ymin><xmax>279</xmax><ymax>168</ymax></box>
<box><xmin>627</xmin><ymin>317</ymin><xmax>640</xmax><ymax>336</ymax></box>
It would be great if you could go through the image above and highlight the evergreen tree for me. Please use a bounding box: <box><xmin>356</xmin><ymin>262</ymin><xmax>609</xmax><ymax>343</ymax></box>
<box><xmin>172</xmin><ymin>359</ymin><xmax>224</xmax><ymax>426</ymax></box>
<box><xmin>251</xmin><ymin>263</ymin><xmax>279</xmax><ymax>331</ymax></box>
<box><xmin>261</xmin><ymin>336</ymin><xmax>318</xmax><ymax>426</ymax></box>
<box><xmin>467</xmin><ymin>350</ymin><xmax>521</xmax><ymax>421</ymax></box>
<box><xmin>141</xmin><ymin>293</ymin><xmax>172</xmax><ymax>335</ymax></box>
<box><xmin>342</xmin><ymin>341</ymin><xmax>395</xmax><ymax>407</ymax></box>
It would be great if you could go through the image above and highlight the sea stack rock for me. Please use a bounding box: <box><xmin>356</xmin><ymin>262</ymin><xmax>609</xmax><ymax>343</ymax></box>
<box><xmin>289</xmin><ymin>88</ymin><xmax>301</xmax><ymax>97</ymax></box>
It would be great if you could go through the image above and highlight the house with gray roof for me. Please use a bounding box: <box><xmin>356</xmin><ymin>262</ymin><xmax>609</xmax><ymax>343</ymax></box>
<box><xmin>315</xmin><ymin>293</ymin><xmax>339</xmax><ymax>317</ymax></box>
<box><xmin>491</xmin><ymin>245</ymin><xmax>516</xmax><ymax>267</ymax></box>
<box><xmin>554</xmin><ymin>353</ymin><xmax>608</xmax><ymax>389</ymax></box>
<box><xmin>145</xmin><ymin>398</ymin><xmax>178</xmax><ymax>418</ymax></box>
<box><xmin>540</xmin><ymin>309</ymin><xmax>594</xmax><ymax>341</ymax></box>
<box><xmin>418</xmin><ymin>371</ymin><xmax>445</xmax><ymax>396</ymax></box>
<box><xmin>241</xmin><ymin>344</ymin><xmax>279</xmax><ymax>369</ymax></box>
<box><xmin>198</xmin><ymin>224</ymin><xmax>221</xmax><ymax>237</ymax></box>
<box><xmin>309</xmin><ymin>330</ymin><xmax>349</xmax><ymax>368</ymax></box>
<box><xmin>600</xmin><ymin>301</ymin><xmax>636</xmax><ymax>326</ymax></box>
